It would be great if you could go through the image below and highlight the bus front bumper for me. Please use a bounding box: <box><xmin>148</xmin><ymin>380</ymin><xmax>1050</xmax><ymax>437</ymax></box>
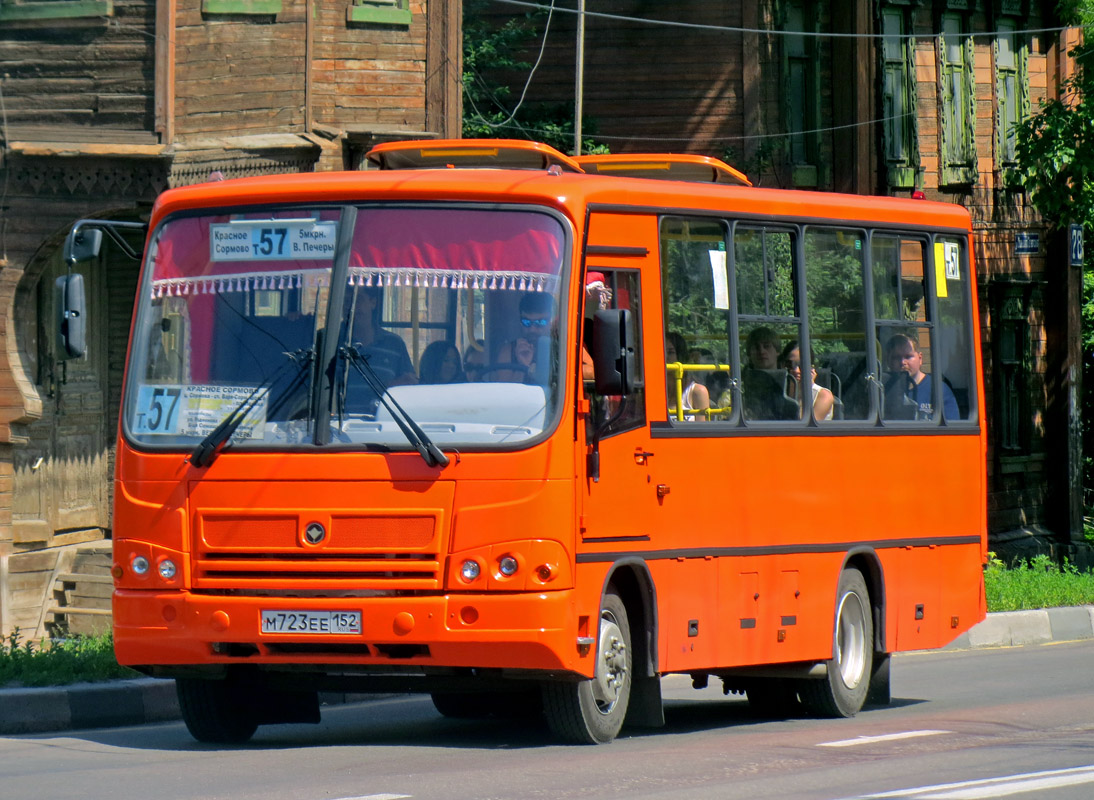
<box><xmin>113</xmin><ymin>589</ymin><xmax>586</xmax><ymax>676</ymax></box>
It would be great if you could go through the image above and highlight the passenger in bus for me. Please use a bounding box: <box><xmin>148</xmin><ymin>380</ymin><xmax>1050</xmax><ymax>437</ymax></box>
<box><xmin>582</xmin><ymin>272</ymin><xmax>613</xmax><ymax>381</ymax></box>
<box><xmin>688</xmin><ymin>347</ymin><xmax>717</xmax><ymax>387</ymax></box>
<box><xmin>706</xmin><ymin>370</ymin><xmax>733</xmax><ymax>419</ymax></box>
<box><xmin>742</xmin><ymin>326</ymin><xmax>798</xmax><ymax>420</ymax></box>
<box><xmin>666</xmin><ymin>331</ymin><xmax>708</xmax><ymax>420</ymax></box>
<box><xmin>883</xmin><ymin>333</ymin><xmax>959</xmax><ymax>421</ymax></box>
<box><xmin>780</xmin><ymin>341</ymin><xmax>835</xmax><ymax>421</ymax></box>
<box><xmin>349</xmin><ymin>287</ymin><xmax>417</xmax><ymax>387</ymax></box>
<box><xmin>746</xmin><ymin>326</ymin><xmax>780</xmax><ymax>370</ymax></box>
<box><xmin>494</xmin><ymin>292</ymin><xmax>556</xmax><ymax>383</ymax></box>
<box><xmin>463</xmin><ymin>340</ymin><xmax>487</xmax><ymax>382</ymax></box>
<box><xmin>419</xmin><ymin>340</ymin><xmax>465</xmax><ymax>384</ymax></box>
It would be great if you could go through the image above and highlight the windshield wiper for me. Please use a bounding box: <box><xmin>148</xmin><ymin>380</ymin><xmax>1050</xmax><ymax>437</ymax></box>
<box><xmin>190</xmin><ymin>348</ymin><xmax>314</xmax><ymax>468</ymax></box>
<box><xmin>339</xmin><ymin>345</ymin><xmax>449</xmax><ymax>468</ymax></box>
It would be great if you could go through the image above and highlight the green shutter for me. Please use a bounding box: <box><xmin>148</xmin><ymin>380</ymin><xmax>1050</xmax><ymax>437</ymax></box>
<box><xmin>0</xmin><ymin>0</ymin><xmax>112</xmax><ymax>23</ymax></box>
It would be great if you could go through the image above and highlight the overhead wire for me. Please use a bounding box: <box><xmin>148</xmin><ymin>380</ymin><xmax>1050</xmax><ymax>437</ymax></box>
<box><xmin>471</xmin><ymin>0</ymin><xmax>558</xmax><ymax>129</ymax></box>
<box><xmin>491</xmin><ymin>0</ymin><xmax>1088</xmax><ymax>41</ymax></box>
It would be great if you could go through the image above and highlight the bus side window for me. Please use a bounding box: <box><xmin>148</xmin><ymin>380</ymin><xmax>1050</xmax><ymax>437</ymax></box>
<box><xmin>873</xmin><ymin>236</ymin><xmax>952</xmax><ymax>423</ymax></box>
<box><xmin>734</xmin><ymin>226</ymin><xmax>802</xmax><ymax>422</ymax></box>
<box><xmin>933</xmin><ymin>237</ymin><xmax>975</xmax><ymax>422</ymax></box>
<box><xmin>804</xmin><ymin>227</ymin><xmax>868</xmax><ymax>421</ymax></box>
<box><xmin>659</xmin><ymin>217</ymin><xmax>732</xmax><ymax>422</ymax></box>
<box><xmin>585</xmin><ymin>269</ymin><xmax>645</xmax><ymax>438</ymax></box>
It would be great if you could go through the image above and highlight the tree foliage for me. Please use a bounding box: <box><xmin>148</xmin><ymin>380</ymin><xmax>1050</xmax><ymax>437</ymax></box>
<box><xmin>462</xmin><ymin>0</ymin><xmax>608</xmax><ymax>155</ymax></box>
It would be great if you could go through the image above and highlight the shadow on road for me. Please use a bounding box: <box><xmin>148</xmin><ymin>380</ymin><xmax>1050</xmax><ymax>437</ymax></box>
<box><xmin>14</xmin><ymin>693</ymin><xmax>929</xmax><ymax>753</ymax></box>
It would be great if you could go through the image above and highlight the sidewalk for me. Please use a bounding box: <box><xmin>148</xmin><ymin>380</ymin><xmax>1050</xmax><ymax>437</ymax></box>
<box><xmin>3</xmin><ymin>607</ymin><xmax>1092</xmax><ymax>736</ymax></box>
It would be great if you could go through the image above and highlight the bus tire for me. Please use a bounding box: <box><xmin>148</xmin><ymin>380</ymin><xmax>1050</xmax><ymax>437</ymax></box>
<box><xmin>543</xmin><ymin>590</ymin><xmax>631</xmax><ymax>744</ymax></box>
<box><xmin>176</xmin><ymin>677</ymin><xmax>259</xmax><ymax>744</ymax></box>
<box><xmin>799</xmin><ymin>568</ymin><xmax>873</xmax><ymax>718</ymax></box>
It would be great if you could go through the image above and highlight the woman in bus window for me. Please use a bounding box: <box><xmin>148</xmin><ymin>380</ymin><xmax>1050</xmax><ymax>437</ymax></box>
<box><xmin>780</xmin><ymin>340</ymin><xmax>834</xmax><ymax>421</ymax></box>
<box><xmin>419</xmin><ymin>340</ymin><xmax>465</xmax><ymax>384</ymax></box>
<box><xmin>666</xmin><ymin>331</ymin><xmax>708</xmax><ymax>420</ymax></box>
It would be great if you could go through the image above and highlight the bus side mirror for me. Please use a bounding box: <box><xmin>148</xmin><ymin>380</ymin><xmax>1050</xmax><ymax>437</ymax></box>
<box><xmin>55</xmin><ymin>274</ymin><xmax>86</xmax><ymax>359</ymax></box>
<box><xmin>63</xmin><ymin>227</ymin><xmax>103</xmax><ymax>265</ymax></box>
<box><xmin>592</xmin><ymin>309</ymin><xmax>635</xmax><ymax>395</ymax></box>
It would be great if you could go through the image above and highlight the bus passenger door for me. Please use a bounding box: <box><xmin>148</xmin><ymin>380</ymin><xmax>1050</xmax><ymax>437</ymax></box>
<box><xmin>578</xmin><ymin>214</ymin><xmax>665</xmax><ymax>557</ymax></box>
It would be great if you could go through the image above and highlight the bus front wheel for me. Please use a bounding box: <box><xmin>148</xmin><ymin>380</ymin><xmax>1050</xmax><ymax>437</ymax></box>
<box><xmin>799</xmin><ymin>568</ymin><xmax>873</xmax><ymax>718</ymax></box>
<box><xmin>176</xmin><ymin>677</ymin><xmax>259</xmax><ymax>744</ymax></box>
<box><xmin>543</xmin><ymin>590</ymin><xmax>632</xmax><ymax>744</ymax></box>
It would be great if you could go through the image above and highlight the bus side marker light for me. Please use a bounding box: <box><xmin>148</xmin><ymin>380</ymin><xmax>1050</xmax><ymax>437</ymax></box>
<box><xmin>460</xmin><ymin>559</ymin><xmax>482</xmax><ymax>582</ymax></box>
<box><xmin>210</xmin><ymin>610</ymin><xmax>230</xmax><ymax>632</ymax></box>
<box><xmin>393</xmin><ymin>612</ymin><xmax>415</xmax><ymax>635</ymax></box>
<box><xmin>777</xmin><ymin>629</ymin><xmax>786</xmax><ymax>642</ymax></box>
<box><xmin>951</xmin><ymin>616</ymin><xmax>959</xmax><ymax>628</ymax></box>
<box><xmin>459</xmin><ymin>606</ymin><xmax>478</xmax><ymax>625</ymax></box>
<box><xmin>111</xmin><ymin>564</ymin><xmax>124</xmax><ymax>579</ymax></box>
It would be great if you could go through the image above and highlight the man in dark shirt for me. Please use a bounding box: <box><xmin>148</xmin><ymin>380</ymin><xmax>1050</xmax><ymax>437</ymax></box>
<box><xmin>350</xmin><ymin>287</ymin><xmax>416</xmax><ymax>387</ymax></box>
<box><xmin>342</xmin><ymin>287</ymin><xmax>416</xmax><ymax>414</ymax></box>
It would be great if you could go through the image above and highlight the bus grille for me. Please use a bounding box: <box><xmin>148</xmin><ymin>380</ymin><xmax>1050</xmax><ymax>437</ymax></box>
<box><xmin>192</xmin><ymin>514</ymin><xmax>442</xmax><ymax>592</ymax></box>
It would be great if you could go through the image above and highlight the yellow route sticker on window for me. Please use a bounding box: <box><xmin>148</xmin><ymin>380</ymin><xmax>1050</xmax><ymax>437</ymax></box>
<box><xmin>934</xmin><ymin>242</ymin><xmax>948</xmax><ymax>298</ymax></box>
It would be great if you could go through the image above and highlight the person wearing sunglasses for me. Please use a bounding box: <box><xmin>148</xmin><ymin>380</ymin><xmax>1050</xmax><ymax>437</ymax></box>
<box><xmin>494</xmin><ymin>292</ymin><xmax>557</xmax><ymax>383</ymax></box>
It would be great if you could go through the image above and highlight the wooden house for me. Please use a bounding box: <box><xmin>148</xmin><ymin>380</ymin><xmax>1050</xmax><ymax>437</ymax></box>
<box><xmin>0</xmin><ymin>0</ymin><xmax>461</xmax><ymax>637</ymax></box>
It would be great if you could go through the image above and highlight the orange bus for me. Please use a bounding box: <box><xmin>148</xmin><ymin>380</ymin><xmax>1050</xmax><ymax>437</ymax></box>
<box><xmin>64</xmin><ymin>139</ymin><xmax>986</xmax><ymax>745</ymax></box>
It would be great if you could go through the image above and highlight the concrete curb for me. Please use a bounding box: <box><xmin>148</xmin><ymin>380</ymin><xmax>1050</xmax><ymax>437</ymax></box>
<box><xmin>943</xmin><ymin>605</ymin><xmax>1094</xmax><ymax>649</ymax></box>
<box><xmin>3</xmin><ymin>607</ymin><xmax>1093</xmax><ymax>735</ymax></box>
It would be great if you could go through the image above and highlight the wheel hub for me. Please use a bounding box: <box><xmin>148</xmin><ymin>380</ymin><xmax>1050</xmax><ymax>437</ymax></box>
<box><xmin>592</xmin><ymin>613</ymin><xmax>628</xmax><ymax>711</ymax></box>
<box><xmin>836</xmin><ymin>590</ymin><xmax>867</xmax><ymax>688</ymax></box>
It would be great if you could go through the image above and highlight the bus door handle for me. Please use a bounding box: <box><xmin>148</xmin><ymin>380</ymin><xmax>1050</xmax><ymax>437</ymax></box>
<box><xmin>634</xmin><ymin>449</ymin><xmax>654</xmax><ymax>465</ymax></box>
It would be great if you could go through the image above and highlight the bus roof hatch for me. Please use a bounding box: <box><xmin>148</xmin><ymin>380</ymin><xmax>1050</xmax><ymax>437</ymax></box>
<box><xmin>366</xmin><ymin>138</ymin><xmax>585</xmax><ymax>174</ymax></box>
<box><xmin>573</xmin><ymin>153</ymin><xmax>752</xmax><ymax>186</ymax></box>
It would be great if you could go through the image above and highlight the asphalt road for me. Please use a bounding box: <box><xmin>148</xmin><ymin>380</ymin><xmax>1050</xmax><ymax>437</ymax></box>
<box><xmin>3</xmin><ymin>641</ymin><xmax>1093</xmax><ymax>800</ymax></box>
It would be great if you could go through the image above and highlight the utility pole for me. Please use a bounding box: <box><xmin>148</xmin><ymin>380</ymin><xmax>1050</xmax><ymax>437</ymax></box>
<box><xmin>574</xmin><ymin>0</ymin><xmax>585</xmax><ymax>155</ymax></box>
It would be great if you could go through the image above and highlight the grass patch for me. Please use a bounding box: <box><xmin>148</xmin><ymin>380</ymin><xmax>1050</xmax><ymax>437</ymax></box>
<box><xmin>985</xmin><ymin>553</ymin><xmax>1094</xmax><ymax>612</ymax></box>
<box><xmin>0</xmin><ymin>629</ymin><xmax>140</xmax><ymax>688</ymax></box>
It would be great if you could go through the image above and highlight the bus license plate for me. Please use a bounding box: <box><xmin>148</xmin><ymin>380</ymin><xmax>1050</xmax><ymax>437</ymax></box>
<box><xmin>260</xmin><ymin>610</ymin><xmax>362</xmax><ymax>635</ymax></box>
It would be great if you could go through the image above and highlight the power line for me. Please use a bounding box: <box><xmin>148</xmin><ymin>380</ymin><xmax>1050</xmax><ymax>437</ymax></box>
<box><xmin>472</xmin><ymin>0</ymin><xmax>558</xmax><ymax>129</ymax></box>
<box><xmin>491</xmin><ymin>0</ymin><xmax>1086</xmax><ymax>41</ymax></box>
<box><xmin>472</xmin><ymin>111</ymin><xmax>914</xmax><ymax>146</ymax></box>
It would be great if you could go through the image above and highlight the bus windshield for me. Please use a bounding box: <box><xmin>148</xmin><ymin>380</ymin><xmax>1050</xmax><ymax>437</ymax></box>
<box><xmin>125</xmin><ymin>204</ymin><xmax>569</xmax><ymax>451</ymax></box>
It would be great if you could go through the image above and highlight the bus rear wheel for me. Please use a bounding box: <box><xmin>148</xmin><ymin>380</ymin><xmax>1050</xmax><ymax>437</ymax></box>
<box><xmin>799</xmin><ymin>568</ymin><xmax>873</xmax><ymax>718</ymax></box>
<box><xmin>176</xmin><ymin>677</ymin><xmax>259</xmax><ymax>744</ymax></box>
<box><xmin>543</xmin><ymin>590</ymin><xmax>632</xmax><ymax>744</ymax></box>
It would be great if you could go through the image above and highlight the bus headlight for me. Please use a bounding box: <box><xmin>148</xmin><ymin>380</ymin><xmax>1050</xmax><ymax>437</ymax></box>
<box><xmin>158</xmin><ymin>559</ymin><xmax>178</xmax><ymax>580</ymax></box>
<box><xmin>131</xmin><ymin>555</ymin><xmax>150</xmax><ymax>575</ymax></box>
<box><xmin>460</xmin><ymin>559</ymin><xmax>482</xmax><ymax>582</ymax></box>
<box><xmin>498</xmin><ymin>555</ymin><xmax>519</xmax><ymax>577</ymax></box>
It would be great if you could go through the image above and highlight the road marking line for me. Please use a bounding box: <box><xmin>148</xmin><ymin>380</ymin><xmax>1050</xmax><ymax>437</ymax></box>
<box><xmin>844</xmin><ymin>764</ymin><xmax>1094</xmax><ymax>799</ymax></box>
<box><xmin>818</xmin><ymin>730</ymin><xmax>951</xmax><ymax>748</ymax></box>
<box><xmin>331</xmin><ymin>795</ymin><xmax>412</xmax><ymax>800</ymax></box>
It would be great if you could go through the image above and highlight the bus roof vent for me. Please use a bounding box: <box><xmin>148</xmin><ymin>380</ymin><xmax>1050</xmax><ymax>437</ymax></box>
<box><xmin>572</xmin><ymin>153</ymin><xmax>752</xmax><ymax>186</ymax></box>
<box><xmin>365</xmin><ymin>138</ymin><xmax>586</xmax><ymax>174</ymax></box>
